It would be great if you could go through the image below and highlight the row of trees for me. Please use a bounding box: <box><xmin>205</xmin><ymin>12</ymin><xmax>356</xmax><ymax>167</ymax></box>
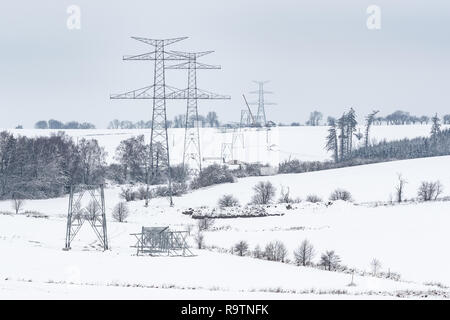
<box><xmin>0</xmin><ymin>131</ymin><xmax>105</xmax><ymax>200</ymax></box>
<box><xmin>35</xmin><ymin>119</ymin><xmax>96</xmax><ymax>129</ymax></box>
<box><xmin>107</xmin><ymin>111</ymin><xmax>221</xmax><ymax>130</ymax></box>
<box><xmin>284</xmin><ymin>110</ymin><xmax>450</xmax><ymax>127</ymax></box>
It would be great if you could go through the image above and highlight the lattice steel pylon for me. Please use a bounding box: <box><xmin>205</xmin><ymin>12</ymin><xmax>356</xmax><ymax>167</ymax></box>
<box><xmin>110</xmin><ymin>37</ymin><xmax>189</xmax><ymax>206</ymax></box>
<box><xmin>249</xmin><ymin>81</ymin><xmax>276</xmax><ymax>126</ymax></box>
<box><xmin>166</xmin><ymin>51</ymin><xmax>230</xmax><ymax>174</ymax></box>
<box><xmin>64</xmin><ymin>185</ymin><xmax>108</xmax><ymax>251</ymax></box>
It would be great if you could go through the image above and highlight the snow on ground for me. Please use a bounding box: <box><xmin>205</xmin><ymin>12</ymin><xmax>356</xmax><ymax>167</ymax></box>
<box><xmin>0</xmin><ymin>213</ymin><xmax>446</xmax><ymax>299</ymax></box>
<box><xmin>5</xmin><ymin>124</ymin><xmax>448</xmax><ymax>165</ymax></box>
<box><xmin>1</xmin><ymin>156</ymin><xmax>450</xmax><ymax>298</ymax></box>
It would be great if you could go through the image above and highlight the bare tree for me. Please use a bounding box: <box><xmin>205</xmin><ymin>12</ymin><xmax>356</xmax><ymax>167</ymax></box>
<box><xmin>86</xmin><ymin>200</ymin><xmax>100</xmax><ymax>219</ymax></box>
<box><xmin>417</xmin><ymin>181</ymin><xmax>443</xmax><ymax>201</ymax></box>
<box><xmin>294</xmin><ymin>239</ymin><xmax>315</xmax><ymax>266</ymax></box>
<box><xmin>371</xmin><ymin>258</ymin><xmax>382</xmax><ymax>276</ymax></box>
<box><xmin>278</xmin><ymin>186</ymin><xmax>293</xmax><ymax>204</ymax></box>
<box><xmin>320</xmin><ymin>250</ymin><xmax>341</xmax><ymax>271</ymax></box>
<box><xmin>218</xmin><ymin>194</ymin><xmax>240</xmax><ymax>208</ymax></box>
<box><xmin>11</xmin><ymin>199</ymin><xmax>25</xmax><ymax>215</ymax></box>
<box><xmin>395</xmin><ymin>174</ymin><xmax>407</xmax><ymax>203</ymax></box>
<box><xmin>197</xmin><ymin>217</ymin><xmax>215</xmax><ymax>231</ymax></box>
<box><xmin>112</xmin><ymin>202</ymin><xmax>129</xmax><ymax>222</ymax></box>
<box><xmin>251</xmin><ymin>181</ymin><xmax>276</xmax><ymax>205</ymax></box>
<box><xmin>194</xmin><ymin>230</ymin><xmax>205</xmax><ymax>249</ymax></box>
<box><xmin>264</xmin><ymin>241</ymin><xmax>287</xmax><ymax>262</ymax></box>
<box><xmin>234</xmin><ymin>240</ymin><xmax>249</xmax><ymax>256</ymax></box>
<box><xmin>253</xmin><ymin>245</ymin><xmax>263</xmax><ymax>259</ymax></box>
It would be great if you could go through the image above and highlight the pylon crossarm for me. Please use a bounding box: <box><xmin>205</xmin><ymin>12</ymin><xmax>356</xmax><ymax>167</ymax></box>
<box><xmin>131</xmin><ymin>36</ymin><xmax>188</xmax><ymax>47</ymax></box>
<box><xmin>169</xmin><ymin>50</ymin><xmax>214</xmax><ymax>59</ymax></box>
<box><xmin>124</xmin><ymin>51</ymin><xmax>189</xmax><ymax>61</ymax></box>
<box><xmin>166</xmin><ymin>61</ymin><xmax>221</xmax><ymax>70</ymax></box>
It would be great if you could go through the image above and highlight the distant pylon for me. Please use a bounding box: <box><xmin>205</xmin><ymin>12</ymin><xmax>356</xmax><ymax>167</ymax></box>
<box><xmin>110</xmin><ymin>37</ymin><xmax>189</xmax><ymax>206</ymax></box>
<box><xmin>240</xmin><ymin>110</ymin><xmax>252</xmax><ymax>128</ymax></box>
<box><xmin>166</xmin><ymin>51</ymin><xmax>230</xmax><ymax>173</ymax></box>
<box><xmin>249</xmin><ymin>81</ymin><xmax>276</xmax><ymax>126</ymax></box>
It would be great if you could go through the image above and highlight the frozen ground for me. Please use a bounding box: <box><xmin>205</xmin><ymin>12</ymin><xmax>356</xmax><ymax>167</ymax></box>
<box><xmin>5</xmin><ymin>124</ymin><xmax>448</xmax><ymax>165</ymax></box>
<box><xmin>1</xmin><ymin>156</ymin><xmax>450</xmax><ymax>299</ymax></box>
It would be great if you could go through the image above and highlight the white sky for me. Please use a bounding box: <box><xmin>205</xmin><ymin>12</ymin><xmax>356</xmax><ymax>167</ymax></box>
<box><xmin>0</xmin><ymin>0</ymin><xmax>449</xmax><ymax>128</ymax></box>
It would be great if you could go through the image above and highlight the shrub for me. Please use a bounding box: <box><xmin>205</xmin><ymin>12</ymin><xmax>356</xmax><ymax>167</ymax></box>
<box><xmin>264</xmin><ymin>241</ymin><xmax>287</xmax><ymax>262</ymax></box>
<box><xmin>306</xmin><ymin>194</ymin><xmax>322</xmax><ymax>203</ymax></box>
<box><xmin>120</xmin><ymin>187</ymin><xmax>137</xmax><ymax>202</ymax></box>
<box><xmin>417</xmin><ymin>180</ymin><xmax>443</xmax><ymax>201</ymax></box>
<box><xmin>234</xmin><ymin>240</ymin><xmax>249</xmax><ymax>256</ymax></box>
<box><xmin>170</xmin><ymin>164</ymin><xmax>189</xmax><ymax>183</ymax></box>
<box><xmin>251</xmin><ymin>181</ymin><xmax>276</xmax><ymax>205</ymax></box>
<box><xmin>218</xmin><ymin>194</ymin><xmax>240</xmax><ymax>208</ymax></box>
<box><xmin>329</xmin><ymin>188</ymin><xmax>353</xmax><ymax>202</ymax></box>
<box><xmin>112</xmin><ymin>202</ymin><xmax>129</xmax><ymax>222</ymax></box>
<box><xmin>153</xmin><ymin>182</ymin><xmax>187</xmax><ymax>197</ymax></box>
<box><xmin>137</xmin><ymin>186</ymin><xmax>149</xmax><ymax>200</ymax></box>
<box><xmin>191</xmin><ymin>164</ymin><xmax>235</xmax><ymax>189</ymax></box>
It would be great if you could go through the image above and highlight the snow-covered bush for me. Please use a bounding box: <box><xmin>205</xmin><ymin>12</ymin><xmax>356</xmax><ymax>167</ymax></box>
<box><xmin>218</xmin><ymin>194</ymin><xmax>240</xmax><ymax>208</ymax></box>
<box><xmin>190</xmin><ymin>164</ymin><xmax>235</xmax><ymax>189</ymax></box>
<box><xmin>329</xmin><ymin>188</ymin><xmax>353</xmax><ymax>202</ymax></box>
<box><xmin>170</xmin><ymin>164</ymin><xmax>190</xmax><ymax>183</ymax></box>
<box><xmin>112</xmin><ymin>202</ymin><xmax>129</xmax><ymax>222</ymax></box>
<box><xmin>251</xmin><ymin>181</ymin><xmax>276</xmax><ymax>205</ymax></box>
<box><xmin>306</xmin><ymin>194</ymin><xmax>322</xmax><ymax>203</ymax></box>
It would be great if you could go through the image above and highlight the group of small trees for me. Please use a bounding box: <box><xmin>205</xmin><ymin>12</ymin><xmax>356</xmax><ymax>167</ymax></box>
<box><xmin>0</xmin><ymin>131</ymin><xmax>106</xmax><ymax>200</ymax></box>
<box><xmin>232</xmin><ymin>238</ymin><xmax>343</xmax><ymax>271</ymax></box>
<box><xmin>394</xmin><ymin>174</ymin><xmax>444</xmax><ymax>203</ymax></box>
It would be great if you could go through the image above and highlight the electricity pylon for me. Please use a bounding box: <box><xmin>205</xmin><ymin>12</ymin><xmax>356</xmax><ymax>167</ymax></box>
<box><xmin>64</xmin><ymin>185</ymin><xmax>108</xmax><ymax>251</ymax></box>
<box><xmin>166</xmin><ymin>51</ymin><xmax>230</xmax><ymax>173</ymax></box>
<box><xmin>110</xmin><ymin>37</ymin><xmax>189</xmax><ymax>206</ymax></box>
<box><xmin>249</xmin><ymin>81</ymin><xmax>276</xmax><ymax>126</ymax></box>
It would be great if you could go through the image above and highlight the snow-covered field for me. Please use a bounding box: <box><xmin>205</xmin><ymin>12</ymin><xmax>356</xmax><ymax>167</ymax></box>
<box><xmin>4</xmin><ymin>124</ymin><xmax>448</xmax><ymax>164</ymax></box>
<box><xmin>1</xmin><ymin>155</ymin><xmax>450</xmax><ymax>299</ymax></box>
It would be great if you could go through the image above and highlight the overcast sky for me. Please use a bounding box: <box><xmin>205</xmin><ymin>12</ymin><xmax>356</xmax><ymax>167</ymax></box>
<box><xmin>0</xmin><ymin>0</ymin><xmax>449</xmax><ymax>128</ymax></box>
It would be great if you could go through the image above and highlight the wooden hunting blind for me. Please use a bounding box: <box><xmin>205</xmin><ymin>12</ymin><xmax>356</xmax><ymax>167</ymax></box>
<box><xmin>131</xmin><ymin>226</ymin><xmax>193</xmax><ymax>256</ymax></box>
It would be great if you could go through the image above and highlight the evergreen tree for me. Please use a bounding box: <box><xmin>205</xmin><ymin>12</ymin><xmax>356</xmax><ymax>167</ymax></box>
<box><xmin>325</xmin><ymin>119</ymin><xmax>339</xmax><ymax>163</ymax></box>
<box><xmin>364</xmin><ymin>110</ymin><xmax>379</xmax><ymax>149</ymax></box>
<box><xmin>431</xmin><ymin>113</ymin><xmax>441</xmax><ymax>142</ymax></box>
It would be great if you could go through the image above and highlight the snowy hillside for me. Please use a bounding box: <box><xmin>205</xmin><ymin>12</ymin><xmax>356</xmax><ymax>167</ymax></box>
<box><xmin>1</xmin><ymin>156</ymin><xmax>450</xmax><ymax>298</ymax></box>
<box><xmin>4</xmin><ymin>124</ymin><xmax>447</xmax><ymax>165</ymax></box>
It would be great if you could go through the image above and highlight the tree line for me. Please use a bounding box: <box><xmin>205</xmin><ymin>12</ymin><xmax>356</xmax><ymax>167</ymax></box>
<box><xmin>0</xmin><ymin>131</ymin><xmax>105</xmax><ymax>200</ymax></box>
<box><xmin>107</xmin><ymin>111</ymin><xmax>221</xmax><ymax>129</ymax></box>
<box><xmin>34</xmin><ymin>119</ymin><xmax>96</xmax><ymax>129</ymax></box>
